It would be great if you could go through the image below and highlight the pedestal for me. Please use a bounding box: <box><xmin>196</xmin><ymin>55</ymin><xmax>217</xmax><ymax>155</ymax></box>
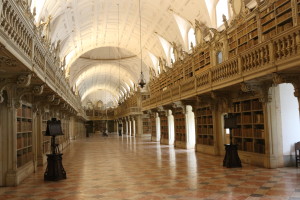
<box><xmin>44</xmin><ymin>154</ymin><xmax>66</xmax><ymax>181</ymax></box>
<box><xmin>223</xmin><ymin>144</ymin><xmax>242</xmax><ymax>168</ymax></box>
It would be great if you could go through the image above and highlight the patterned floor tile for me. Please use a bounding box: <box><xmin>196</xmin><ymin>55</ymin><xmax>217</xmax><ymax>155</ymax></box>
<box><xmin>0</xmin><ymin>134</ymin><xmax>300</xmax><ymax>200</ymax></box>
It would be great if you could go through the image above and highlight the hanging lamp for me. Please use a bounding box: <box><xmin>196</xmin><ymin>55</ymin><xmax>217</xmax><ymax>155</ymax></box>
<box><xmin>138</xmin><ymin>0</ymin><xmax>146</xmax><ymax>88</ymax></box>
<box><xmin>117</xmin><ymin>4</ymin><xmax>122</xmax><ymax>105</ymax></box>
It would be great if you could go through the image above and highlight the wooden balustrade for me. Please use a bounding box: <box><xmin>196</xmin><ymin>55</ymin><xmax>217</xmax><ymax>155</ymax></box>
<box><xmin>195</xmin><ymin>69</ymin><xmax>210</xmax><ymax>88</ymax></box>
<box><xmin>211</xmin><ymin>58</ymin><xmax>239</xmax><ymax>83</ymax></box>
<box><xmin>181</xmin><ymin>78</ymin><xmax>195</xmax><ymax>96</ymax></box>
<box><xmin>273</xmin><ymin>31</ymin><xmax>299</xmax><ymax>60</ymax></box>
<box><xmin>1</xmin><ymin>1</ymin><xmax>33</xmax><ymax>59</ymax></box>
<box><xmin>241</xmin><ymin>43</ymin><xmax>270</xmax><ymax>72</ymax></box>
<box><xmin>171</xmin><ymin>85</ymin><xmax>180</xmax><ymax>99</ymax></box>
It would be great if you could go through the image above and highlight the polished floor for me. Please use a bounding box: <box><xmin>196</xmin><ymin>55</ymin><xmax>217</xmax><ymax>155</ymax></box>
<box><xmin>1</xmin><ymin>134</ymin><xmax>300</xmax><ymax>200</ymax></box>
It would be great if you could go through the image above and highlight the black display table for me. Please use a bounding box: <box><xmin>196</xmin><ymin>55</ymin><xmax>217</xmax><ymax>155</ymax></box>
<box><xmin>223</xmin><ymin>144</ymin><xmax>242</xmax><ymax>168</ymax></box>
<box><xmin>44</xmin><ymin>153</ymin><xmax>66</xmax><ymax>181</ymax></box>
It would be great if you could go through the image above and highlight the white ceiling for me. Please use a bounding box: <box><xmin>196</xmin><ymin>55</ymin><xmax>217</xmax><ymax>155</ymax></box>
<box><xmin>35</xmin><ymin>0</ymin><xmax>213</xmax><ymax>108</ymax></box>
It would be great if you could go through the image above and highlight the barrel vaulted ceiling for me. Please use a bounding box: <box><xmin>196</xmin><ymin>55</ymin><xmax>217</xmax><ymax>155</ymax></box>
<box><xmin>33</xmin><ymin>0</ymin><xmax>216</xmax><ymax>108</ymax></box>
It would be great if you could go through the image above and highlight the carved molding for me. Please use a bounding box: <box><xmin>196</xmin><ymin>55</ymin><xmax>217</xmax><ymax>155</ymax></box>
<box><xmin>17</xmin><ymin>74</ymin><xmax>31</xmax><ymax>87</ymax></box>
<box><xmin>272</xmin><ymin>73</ymin><xmax>285</xmax><ymax>85</ymax></box>
<box><xmin>53</xmin><ymin>98</ymin><xmax>60</xmax><ymax>105</ymax></box>
<box><xmin>172</xmin><ymin>101</ymin><xmax>186</xmax><ymax>114</ymax></box>
<box><xmin>240</xmin><ymin>82</ymin><xmax>272</xmax><ymax>103</ymax></box>
<box><xmin>14</xmin><ymin>100</ymin><xmax>22</xmax><ymax>109</ymax></box>
<box><xmin>47</xmin><ymin>94</ymin><xmax>55</xmax><ymax>102</ymax></box>
<box><xmin>32</xmin><ymin>85</ymin><xmax>44</xmax><ymax>95</ymax></box>
<box><xmin>240</xmin><ymin>82</ymin><xmax>252</xmax><ymax>93</ymax></box>
<box><xmin>0</xmin><ymin>56</ymin><xmax>17</xmax><ymax>67</ymax></box>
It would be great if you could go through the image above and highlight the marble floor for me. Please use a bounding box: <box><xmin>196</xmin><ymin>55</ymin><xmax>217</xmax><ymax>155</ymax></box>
<box><xmin>1</xmin><ymin>134</ymin><xmax>300</xmax><ymax>200</ymax></box>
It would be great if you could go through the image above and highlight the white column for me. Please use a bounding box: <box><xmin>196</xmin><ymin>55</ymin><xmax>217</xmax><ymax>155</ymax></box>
<box><xmin>133</xmin><ymin>117</ymin><xmax>136</xmax><ymax>136</ymax></box>
<box><xmin>155</xmin><ymin>112</ymin><xmax>161</xmax><ymax>142</ymax></box>
<box><xmin>125</xmin><ymin>118</ymin><xmax>129</xmax><ymax>135</ymax></box>
<box><xmin>128</xmin><ymin>117</ymin><xmax>132</xmax><ymax>136</ymax></box>
<box><xmin>168</xmin><ymin>110</ymin><xmax>175</xmax><ymax>145</ymax></box>
<box><xmin>135</xmin><ymin>115</ymin><xmax>143</xmax><ymax>136</ymax></box>
<box><xmin>185</xmin><ymin>105</ymin><xmax>196</xmax><ymax>149</ymax></box>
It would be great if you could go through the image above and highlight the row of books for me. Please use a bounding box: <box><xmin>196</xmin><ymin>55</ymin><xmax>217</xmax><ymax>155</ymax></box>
<box><xmin>17</xmin><ymin>106</ymin><xmax>32</xmax><ymax>118</ymax></box>
<box><xmin>198</xmin><ymin>127</ymin><xmax>213</xmax><ymax>135</ymax></box>
<box><xmin>262</xmin><ymin>20</ymin><xmax>276</xmax><ymax>33</ymax></box>
<box><xmin>232</xmin><ymin>128</ymin><xmax>265</xmax><ymax>138</ymax></box>
<box><xmin>276</xmin><ymin>1</ymin><xmax>291</xmax><ymax>15</ymax></box>
<box><xmin>17</xmin><ymin>121</ymin><xmax>32</xmax><ymax>132</ymax></box>
<box><xmin>253</xmin><ymin>113</ymin><xmax>264</xmax><ymax>123</ymax></box>
<box><xmin>196</xmin><ymin>109</ymin><xmax>212</xmax><ymax>115</ymax></box>
<box><xmin>161</xmin><ymin>132</ymin><xmax>169</xmax><ymax>139</ymax></box>
<box><xmin>244</xmin><ymin>141</ymin><xmax>254</xmax><ymax>152</ymax></box>
<box><xmin>233</xmin><ymin>100</ymin><xmax>263</xmax><ymax>111</ymax></box>
<box><xmin>176</xmin><ymin>133</ymin><xmax>186</xmax><ymax>141</ymax></box>
<box><xmin>261</xmin><ymin>12</ymin><xmax>275</xmax><ymax>25</ymax></box>
<box><xmin>254</xmin><ymin>129</ymin><xmax>265</xmax><ymax>138</ymax></box>
<box><xmin>197</xmin><ymin>117</ymin><xmax>213</xmax><ymax>124</ymax></box>
<box><xmin>277</xmin><ymin>20</ymin><xmax>293</xmax><ymax>33</ymax></box>
<box><xmin>275</xmin><ymin>0</ymin><xmax>290</xmax><ymax>7</ymax></box>
<box><xmin>17</xmin><ymin>151</ymin><xmax>33</xmax><ymax>168</ymax></box>
<box><xmin>277</xmin><ymin>11</ymin><xmax>292</xmax><ymax>24</ymax></box>
<box><xmin>198</xmin><ymin>136</ymin><xmax>214</xmax><ymax>145</ymax></box>
<box><xmin>254</xmin><ymin>143</ymin><xmax>265</xmax><ymax>154</ymax></box>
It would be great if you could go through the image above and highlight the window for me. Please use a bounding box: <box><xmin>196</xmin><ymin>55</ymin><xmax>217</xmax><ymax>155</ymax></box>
<box><xmin>216</xmin><ymin>0</ymin><xmax>229</xmax><ymax>27</ymax></box>
<box><xmin>157</xmin><ymin>65</ymin><xmax>161</xmax><ymax>75</ymax></box>
<box><xmin>170</xmin><ymin>47</ymin><xmax>175</xmax><ymax>63</ymax></box>
<box><xmin>188</xmin><ymin>28</ymin><xmax>196</xmax><ymax>50</ymax></box>
<box><xmin>217</xmin><ymin>51</ymin><xmax>223</xmax><ymax>64</ymax></box>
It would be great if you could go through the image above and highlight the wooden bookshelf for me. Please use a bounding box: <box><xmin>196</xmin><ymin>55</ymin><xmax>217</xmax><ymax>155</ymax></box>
<box><xmin>260</xmin><ymin>0</ymin><xmax>293</xmax><ymax>41</ymax></box>
<box><xmin>230</xmin><ymin>98</ymin><xmax>265</xmax><ymax>154</ymax></box>
<box><xmin>16</xmin><ymin>102</ymin><xmax>33</xmax><ymax>168</ymax></box>
<box><xmin>143</xmin><ymin>117</ymin><xmax>151</xmax><ymax>134</ymax></box>
<box><xmin>297</xmin><ymin>0</ymin><xmax>300</xmax><ymax>24</ymax></box>
<box><xmin>194</xmin><ymin>48</ymin><xmax>210</xmax><ymax>72</ymax></box>
<box><xmin>160</xmin><ymin>115</ymin><xmax>168</xmax><ymax>140</ymax></box>
<box><xmin>228</xmin><ymin>15</ymin><xmax>258</xmax><ymax>56</ymax></box>
<box><xmin>196</xmin><ymin>106</ymin><xmax>214</xmax><ymax>146</ymax></box>
<box><xmin>61</xmin><ymin>118</ymin><xmax>69</xmax><ymax>146</ymax></box>
<box><xmin>174</xmin><ymin>111</ymin><xmax>186</xmax><ymax>142</ymax></box>
<box><xmin>183</xmin><ymin>57</ymin><xmax>193</xmax><ymax>79</ymax></box>
<box><xmin>151</xmin><ymin>116</ymin><xmax>156</xmax><ymax>138</ymax></box>
<box><xmin>42</xmin><ymin>112</ymin><xmax>51</xmax><ymax>154</ymax></box>
<box><xmin>173</xmin><ymin>67</ymin><xmax>184</xmax><ymax>85</ymax></box>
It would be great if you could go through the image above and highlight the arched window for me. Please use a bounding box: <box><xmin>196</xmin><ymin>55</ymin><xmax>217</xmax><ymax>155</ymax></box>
<box><xmin>188</xmin><ymin>28</ymin><xmax>196</xmax><ymax>50</ymax></box>
<box><xmin>157</xmin><ymin>64</ymin><xmax>161</xmax><ymax>75</ymax></box>
<box><xmin>217</xmin><ymin>51</ymin><xmax>223</xmax><ymax>64</ymax></box>
<box><xmin>170</xmin><ymin>47</ymin><xmax>175</xmax><ymax>63</ymax></box>
<box><xmin>216</xmin><ymin>0</ymin><xmax>229</xmax><ymax>27</ymax></box>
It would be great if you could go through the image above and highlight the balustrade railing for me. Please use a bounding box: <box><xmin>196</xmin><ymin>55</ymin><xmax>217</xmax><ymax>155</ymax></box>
<box><xmin>211</xmin><ymin>58</ymin><xmax>239</xmax><ymax>83</ymax></box>
<box><xmin>241</xmin><ymin>43</ymin><xmax>270</xmax><ymax>72</ymax></box>
<box><xmin>143</xmin><ymin>26</ymin><xmax>300</xmax><ymax>110</ymax></box>
<box><xmin>0</xmin><ymin>1</ymin><xmax>81</xmax><ymax>112</ymax></box>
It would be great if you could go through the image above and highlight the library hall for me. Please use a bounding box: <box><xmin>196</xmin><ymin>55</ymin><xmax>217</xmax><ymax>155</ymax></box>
<box><xmin>1</xmin><ymin>0</ymin><xmax>300</xmax><ymax>199</ymax></box>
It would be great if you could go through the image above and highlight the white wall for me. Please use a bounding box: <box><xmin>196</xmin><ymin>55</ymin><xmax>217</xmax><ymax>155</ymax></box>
<box><xmin>279</xmin><ymin>83</ymin><xmax>300</xmax><ymax>155</ymax></box>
